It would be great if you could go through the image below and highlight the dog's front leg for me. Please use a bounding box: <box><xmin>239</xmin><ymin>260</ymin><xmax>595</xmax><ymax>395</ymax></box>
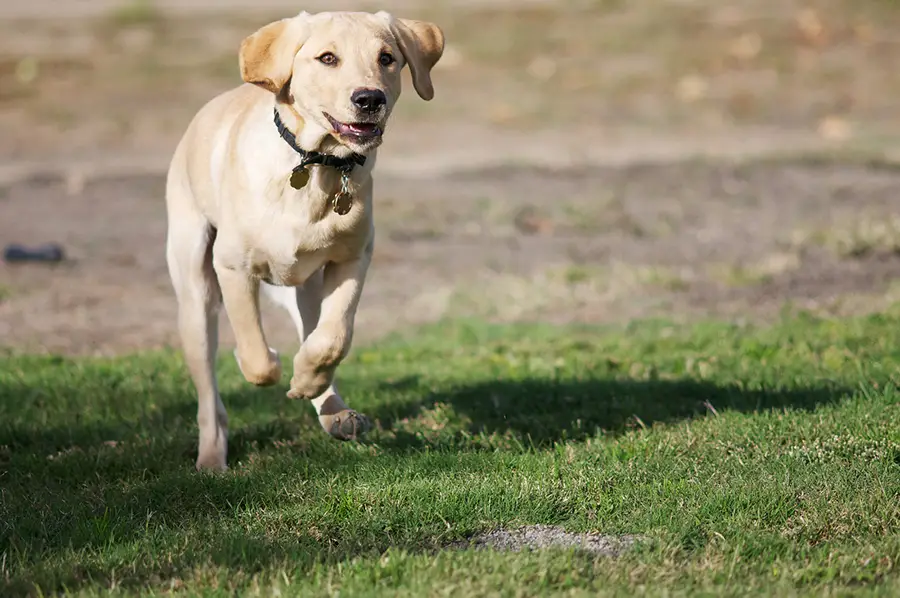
<box><xmin>287</xmin><ymin>243</ymin><xmax>372</xmax><ymax>400</ymax></box>
<box><xmin>214</xmin><ymin>258</ymin><xmax>283</xmax><ymax>386</ymax></box>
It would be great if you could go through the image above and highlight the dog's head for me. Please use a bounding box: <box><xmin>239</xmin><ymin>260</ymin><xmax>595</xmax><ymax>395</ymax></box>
<box><xmin>239</xmin><ymin>11</ymin><xmax>444</xmax><ymax>154</ymax></box>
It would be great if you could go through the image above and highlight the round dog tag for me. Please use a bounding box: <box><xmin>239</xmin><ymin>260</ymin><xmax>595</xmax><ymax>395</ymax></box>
<box><xmin>333</xmin><ymin>192</ymin><xmax>353</xmax><ymax>215</ymax></box>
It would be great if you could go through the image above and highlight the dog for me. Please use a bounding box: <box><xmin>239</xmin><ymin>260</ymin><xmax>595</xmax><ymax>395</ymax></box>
<box><xmin>164</xmin><ymin>11</ymin><xmax>444</xmax><ymax>470</ymax></box>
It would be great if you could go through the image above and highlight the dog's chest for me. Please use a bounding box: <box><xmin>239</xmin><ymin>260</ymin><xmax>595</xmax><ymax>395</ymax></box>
<box><xmin>250</xmin><ymin>246</ymin><xmax>326</xmax><ymax>287</ymax></box>
<box><xmin>244</xmin><ymin>187</ymin><xmax>370</xmax><ymax>286</ymax></box>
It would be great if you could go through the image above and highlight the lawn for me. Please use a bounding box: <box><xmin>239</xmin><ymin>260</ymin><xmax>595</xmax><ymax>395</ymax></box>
<box><xmin>2</xmin><ymin>311</ymin><xmax>900</xmax><ymax>596</ymax></box>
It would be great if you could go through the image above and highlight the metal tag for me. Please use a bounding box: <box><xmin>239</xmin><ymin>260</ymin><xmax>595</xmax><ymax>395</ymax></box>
<box><xmin>333</xmin><ymin>192</ymin><xmax>353</xmax><ymax>215</ymax></box>
<box><xmin>332</xmin><ymin>172</ymin><xmax>354</xmax><ymax>215</ymax></box>
<box><xmin>289</xmin><ymin>168</ymin><xmax>310</xmax><ymax>190</ymax></box>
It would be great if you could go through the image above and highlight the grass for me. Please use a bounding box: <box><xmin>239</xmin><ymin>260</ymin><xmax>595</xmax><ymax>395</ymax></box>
<box><xmin>798</xmin><ymin>216</ymin><xmax>900</xmax><ymax>259</ymax></box>
<box><xmin>105</xmin><ymin>0</ymin><xmax>164</xmax><ymax>29</ymax></box>
<box><xmin>3</xmin><ymin>312</ymin><xmax>900</xmax><ymax>596</ymax></box>
<box><xmin>708</xmin><ymin>252</ymin><xmax>801</xmax><ymax>288</ymax></box>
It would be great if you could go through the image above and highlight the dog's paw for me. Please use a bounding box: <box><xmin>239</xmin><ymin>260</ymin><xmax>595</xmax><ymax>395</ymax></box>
<box><xmin>234</xmin><ymin>347</ymin><xmax>282</xmax><ymax>386</ymax></box>
<box><xmin>319</xmin><ymin>409</ymin><xmax>371</xmax><ymax>441</ymax></box>
<box><xmin>286</xmin><ymin>372</ymin><xmax>332</xmax><ymax>400</ymax></box>
<box><xmin>287</xmin><ymin>359</ymin><xmax>334</xmax><ymax>400</ymax></box>
<box><xmin>195</xmin><ymin>449</ymin><xmax>228</xmax><ymax>472</ymax></box>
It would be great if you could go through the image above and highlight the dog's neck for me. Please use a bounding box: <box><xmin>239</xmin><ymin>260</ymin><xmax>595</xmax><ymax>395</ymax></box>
<box><xmin>274</xmin><ymin>103</ymin><xmax>362</xmax><ymax>162</ymax></box>
<box><xmin>271</xmin><ymin>102</ymin><xmax>371</xmax><ymax>219</ymax></box>
<box><xmin>273</xmin><ymin>107</ymin><xmax>366</xmax><ymax>176</ymax></box>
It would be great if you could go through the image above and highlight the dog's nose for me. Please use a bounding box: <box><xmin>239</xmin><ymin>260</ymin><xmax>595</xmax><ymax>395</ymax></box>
<box><xmin>351</xmin><ymin>88</ymin><xmax>387</xmax><ymax>113</ymax></box>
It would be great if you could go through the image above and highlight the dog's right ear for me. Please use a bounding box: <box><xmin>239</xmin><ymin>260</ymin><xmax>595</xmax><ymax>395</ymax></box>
<box><xmin>239</xmin><ymin>13</ymin><xmax>311</xmax><ymax>94</ymax></box>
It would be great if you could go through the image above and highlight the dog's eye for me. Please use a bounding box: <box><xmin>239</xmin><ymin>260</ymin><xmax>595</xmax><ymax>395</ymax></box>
<box><xmin>317</xmin><ymin>52</ymin><xmax>339</xmax><ymax>66</ymax></box>
<box><xmin>378</xmin><ymin>52</ymin><xmax>396</xmax><ymax>67</ymax></box>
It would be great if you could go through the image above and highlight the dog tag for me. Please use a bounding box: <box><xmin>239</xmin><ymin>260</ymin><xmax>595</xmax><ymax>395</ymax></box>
<box><xmin>333</xmin><ymin>192</ymin><xmax>353</xmax><ymax>215</ymax></box>
<box><xmin>289</xmin><ymin>168</ymin><xmax>310</xmax><ymax>190</ymax></box>
<box><xmin>333</xmin><ymin>171</ymin><xmax>354</xmax><ymax>215</ymax></box>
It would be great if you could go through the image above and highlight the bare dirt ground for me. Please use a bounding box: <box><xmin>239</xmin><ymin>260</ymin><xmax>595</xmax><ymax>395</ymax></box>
<box><xmin>2</xmin><ymin>0</ymin><xmax>900</xmax><ymax>356</ymax></box>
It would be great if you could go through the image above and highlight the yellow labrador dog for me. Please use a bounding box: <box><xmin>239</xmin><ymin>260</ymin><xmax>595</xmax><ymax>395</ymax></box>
<box><xmin>165</xmin><ymin>11</ymin><xmax>444</xmax><ymax>470</ymax></box>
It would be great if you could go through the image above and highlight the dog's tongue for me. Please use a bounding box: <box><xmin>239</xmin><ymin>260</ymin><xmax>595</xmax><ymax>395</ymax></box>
<box><xmin>338</xmin><ymin>122</ymin><xmax>377</xmax><ymax>136</ymax></box>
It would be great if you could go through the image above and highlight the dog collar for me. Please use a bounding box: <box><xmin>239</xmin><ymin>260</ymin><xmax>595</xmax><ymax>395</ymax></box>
<box><xmin>273</xmin><ymin>108</ymin><xmax>366</xmax><ymax>174</ymax></box>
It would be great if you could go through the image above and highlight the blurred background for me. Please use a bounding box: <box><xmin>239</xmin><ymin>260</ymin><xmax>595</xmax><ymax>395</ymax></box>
<box><xmin>1</xmin><ymin>0</ymin><xmax>900</xmax><ymax>356</ymax></box>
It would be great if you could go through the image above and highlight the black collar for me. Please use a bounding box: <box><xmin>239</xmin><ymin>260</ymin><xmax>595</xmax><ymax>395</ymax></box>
<box><xmin>274</xmin><ymin>108</ymin><xmax>366</xmax><ymax>173</ymax></box>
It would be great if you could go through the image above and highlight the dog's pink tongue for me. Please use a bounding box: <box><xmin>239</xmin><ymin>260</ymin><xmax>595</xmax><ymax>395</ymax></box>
<box><xmin>345</xmin><ymin>123</ymin><xmax>376</xmax><ymax>134</ymax></box>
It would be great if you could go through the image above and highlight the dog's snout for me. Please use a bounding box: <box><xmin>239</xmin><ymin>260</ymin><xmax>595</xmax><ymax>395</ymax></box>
<box><xmin>351</xmin><ymin>88</ymin><xmax>387</xmax><ymax>113</ymax></box>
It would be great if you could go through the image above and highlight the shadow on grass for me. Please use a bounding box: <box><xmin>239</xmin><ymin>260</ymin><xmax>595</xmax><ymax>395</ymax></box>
<box><xmin>0</xmin><ymin>373</ymin><xmax>364</xmax><ymax>595</ymax></box>
<box><xmin>0</xmin><ymin>369</ymin><xmax>851</xmax><ymax>594</ymax></box>
<box><xmin>367</xmin><ymin>375</ymin><xmax>850</xmax><ymax>448</ymax></box>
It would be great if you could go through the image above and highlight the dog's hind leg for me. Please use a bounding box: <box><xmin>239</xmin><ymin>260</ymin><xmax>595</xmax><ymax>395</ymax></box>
<box><xmin>166</xmin><ymin>190</ymin><xmax>228</xmax><ymax>471</ymax></box>
<box><xmin>261</xmin><ymin>274</ymin><xmax>371</xmax><ymax>441</ymax></box>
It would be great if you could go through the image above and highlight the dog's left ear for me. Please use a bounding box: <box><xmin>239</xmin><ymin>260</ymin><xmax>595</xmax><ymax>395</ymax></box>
<box><xmin>240</xmin><ymin>13</ymin><xmax>312</xmax><ymax>94</ymax></box>
<box><xmin>380</xmin><ymin>13</ymin><xmax>445</xmax><ymax>101</ymax></box>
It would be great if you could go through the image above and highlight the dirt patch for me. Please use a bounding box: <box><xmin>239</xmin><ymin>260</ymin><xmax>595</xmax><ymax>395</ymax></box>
<box><xmin>450</xmin><ymin>525</ymin><xmax>640</xmax><ymax>556</ymax></box>
<box><xmin>2</xmin><ymin>159</ymin><xmax>900</xmax><ymax>356</ymax></box>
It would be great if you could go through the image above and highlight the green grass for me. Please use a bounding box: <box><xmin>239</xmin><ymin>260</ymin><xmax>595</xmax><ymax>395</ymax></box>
<box><xmin>3</xmin><ymin>311</ymin><xmax>900</xmax><ymax>596</ymax></box>
<box><xmin>105</xmin><ymin>0</ymin><xmax>164</xmax><ymax>29</ymax></box>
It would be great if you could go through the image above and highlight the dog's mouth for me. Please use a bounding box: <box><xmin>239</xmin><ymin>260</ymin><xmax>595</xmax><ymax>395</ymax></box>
<box><xmin>325</xmin><ymin>113</ymin><xmax>383</xmax><ymax>142</ymax></box>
